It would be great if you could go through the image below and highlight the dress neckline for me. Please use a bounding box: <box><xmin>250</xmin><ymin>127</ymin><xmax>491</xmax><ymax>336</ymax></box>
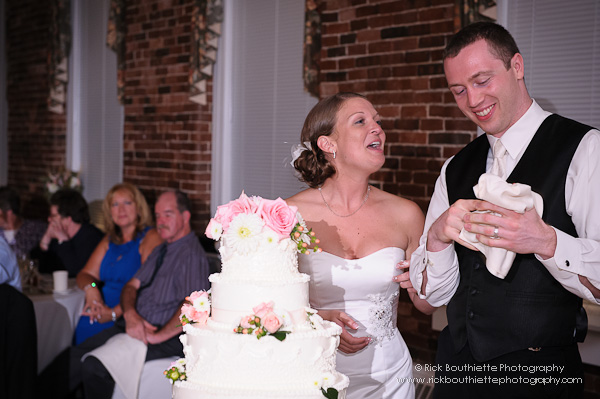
<box><xmin>315</xmin><ymin>246</ymin><xmax>404</xmax><ymax>261</ymax></box>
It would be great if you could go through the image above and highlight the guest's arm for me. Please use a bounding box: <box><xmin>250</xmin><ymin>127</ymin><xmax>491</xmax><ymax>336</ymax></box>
<box><xmin>76</xmin><ymin>236</ymin><xmax>110</xmax><ymax>319</ymax></box>
<box><xmin>121</xmin><ymin>277</ymin><xmax>157</xmax><ymax>344</ymax></box>
<box><xmin>138</xmin><ymin>228</ymin><xmax>163</xmax><ymax>264</ymax></box>
<box><xmin>145</xmin><ymin>304</ymin><xmax>185</xmax><ymax>345</ymax></box>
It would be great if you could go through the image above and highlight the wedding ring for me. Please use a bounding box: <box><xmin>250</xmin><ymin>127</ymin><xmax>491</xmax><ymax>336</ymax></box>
<box><xmin>492</xmin><ymin>226</ymin><xmax>500</xmax><ymax>240</ymax></box>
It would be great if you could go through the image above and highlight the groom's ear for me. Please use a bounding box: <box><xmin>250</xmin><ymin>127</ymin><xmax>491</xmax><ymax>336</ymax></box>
<box><xmin>317</xmin><ymin>135</ymin><xmax>336</xmax><ymax>154</ymax></box>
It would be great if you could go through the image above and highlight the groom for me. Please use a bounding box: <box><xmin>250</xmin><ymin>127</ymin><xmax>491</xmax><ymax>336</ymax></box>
<box><xmin>409</xmin><ymin>22</ymin><xmax>600</xmax><ymax>398</ymax></box>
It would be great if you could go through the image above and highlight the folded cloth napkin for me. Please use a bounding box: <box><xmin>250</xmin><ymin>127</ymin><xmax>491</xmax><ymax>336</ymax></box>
<box><xmin>82</xmin><ymin>333</ymin><xmax>147</xmax><ymax>399</ymax></box>
<box><xmin>459</xmin><ymin>173</ymin><xmax>544</xmax><ymax>279</ymax></box>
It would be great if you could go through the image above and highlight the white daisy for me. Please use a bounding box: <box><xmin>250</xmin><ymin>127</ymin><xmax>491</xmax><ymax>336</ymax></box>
<box><xmin>225</xmin><ymin>213</ymin><xmax>264</xmax><ymax>255</ymax></box>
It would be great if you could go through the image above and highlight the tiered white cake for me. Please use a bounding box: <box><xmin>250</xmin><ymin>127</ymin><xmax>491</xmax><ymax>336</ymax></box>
<box><xmin>169</xmin><ymin>193</ymin><xmax>349</xmax><ymax>399</ymax></box>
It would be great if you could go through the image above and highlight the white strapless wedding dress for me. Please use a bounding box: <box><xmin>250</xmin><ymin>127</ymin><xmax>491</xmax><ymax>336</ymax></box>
<box><xmin>299</xmin><ymin>247</ymin><xmax>414</xmax><ymax>399</ymax></box>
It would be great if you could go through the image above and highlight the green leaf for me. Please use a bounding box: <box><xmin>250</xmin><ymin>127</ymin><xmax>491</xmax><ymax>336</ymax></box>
<box><xmin>270</xmin><ymin>331</ymin><xmax>291</xmax><ymax>341</ymax></box>
<box><xmin>320</xmin><ymin>387</ymin><xmax>338</xmax><ymax>399</ymax></box>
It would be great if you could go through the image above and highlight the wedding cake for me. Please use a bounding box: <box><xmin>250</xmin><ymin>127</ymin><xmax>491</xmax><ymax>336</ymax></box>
<box><xmin>167</xmin><ymin>193</ymin><xmax>349</xmax><ymax>399</ymax></box>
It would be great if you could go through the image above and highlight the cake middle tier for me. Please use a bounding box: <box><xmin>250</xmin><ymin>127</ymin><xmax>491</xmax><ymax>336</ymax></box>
<box><xmin>209</xmin><ymin>273</ymin><xmax>311</xmax><ymax>326</ymax></box>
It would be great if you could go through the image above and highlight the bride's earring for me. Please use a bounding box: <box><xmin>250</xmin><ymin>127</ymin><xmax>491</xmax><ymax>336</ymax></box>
<box><xmin>333</xmin><ymin>150</ymin><xmax>336</xmax><ymax>159</ymax></box>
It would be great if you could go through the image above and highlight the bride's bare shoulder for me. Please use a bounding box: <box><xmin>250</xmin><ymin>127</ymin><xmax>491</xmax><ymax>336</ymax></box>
<box><xmin>285</xmin><ymin>188</ymin><xmax>318</xmax><ymax>208</ymax></box>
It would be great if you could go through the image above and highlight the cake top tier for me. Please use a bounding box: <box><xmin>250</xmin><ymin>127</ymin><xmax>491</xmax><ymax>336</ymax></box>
<box><xmin>205</xmin><ymin>192</ymin><xmax>320</xmax><ymax>282</ymax></box>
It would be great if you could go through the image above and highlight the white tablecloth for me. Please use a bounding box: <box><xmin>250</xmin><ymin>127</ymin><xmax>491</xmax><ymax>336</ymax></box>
<box><xmin>27</xmin><ymin>278</ymin><xmax>85</xmax><ymax>373</ymax></box>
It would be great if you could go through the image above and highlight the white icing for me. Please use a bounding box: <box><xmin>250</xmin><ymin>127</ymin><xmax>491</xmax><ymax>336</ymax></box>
<box><xmin>174</xmin><ymin>322</ymin><xmax>348</xmax><ymax>399</ymax></box>
<box><xmin>209</xmin><ymin>277</ymin><xmax>310</xmax><ymax>326</ymax></box>
<box><xmin>218</xmin><ymin>236</ymin><xmax>300</xmax><ymax>283</ymax></box>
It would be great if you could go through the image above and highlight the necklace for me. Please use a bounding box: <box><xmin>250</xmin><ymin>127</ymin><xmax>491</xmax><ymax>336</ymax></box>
<box><xmin>318</xmin><ymin>185</ymin><xmax>371</xmax><ymax>218</ymax></box>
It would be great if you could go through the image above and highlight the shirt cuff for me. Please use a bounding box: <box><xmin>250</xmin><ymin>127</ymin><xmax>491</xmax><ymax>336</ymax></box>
<box><xmin>536</xmin><ymin>228</ymin><xmax>579</xmax><ymax>274</ymax></box>
<box><xmin>410</xmin><ymin>242</ymin><xmax>458</xmax><ymax>307</ymax></box>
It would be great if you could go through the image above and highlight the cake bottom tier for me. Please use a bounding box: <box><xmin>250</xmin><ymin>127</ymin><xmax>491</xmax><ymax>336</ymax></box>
<box><xmin>174</xmin><ymin>321</ymin><xmax>349</xmax><ymax>398</ymax></box>
<box><xmin>173</xmin><ymin>373</ymin><xmax>348</xmax><ymax>399</ymax></box>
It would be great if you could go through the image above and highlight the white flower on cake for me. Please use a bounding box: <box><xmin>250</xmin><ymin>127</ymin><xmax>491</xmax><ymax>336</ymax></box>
<box><xmin>261</xmin><ymin>227</ymin><xmax>279</xmax><ymax>247</ymax></box>
<box><xmin>206</xmin><ymin>219</ymin><xmax>223</xmax><ymax>240</ymax></box>
<box><xmin>225</xmin><ymin>213</ymin><xmax>264</xmax><ymax>255</ymax></box>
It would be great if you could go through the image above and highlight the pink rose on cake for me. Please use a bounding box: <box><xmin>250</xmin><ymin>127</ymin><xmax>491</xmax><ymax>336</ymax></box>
<box><xmin>252</xmin><ymin>301</ymin><xmax>274</xmax><ymax>318</ymax></box>
<box><xmin>179</xmin><ymin>290</ymin><xmax>211</xmax><ymax>325</ymax></box>
<box><xmin>258</xmin><ymin>197</ymin><xmax>298</xmax><ymax>239</ymax></box>
<box><xmin>262</xmin><ymin>311</ymin><xmax>283</xmax><ymax>334</ymax></box>
<box><xmin>180</xmin><ymin>303</ymin><xmax>208</xmax><ymax>325</ymax></box>
<box><xmin>252</xmin><ymin>301</ymin><xmax>273</xmax><ymax>319</ymax></box>
<box><xmin>214</xmin><ymin>191</ymin><xmax>257</xmax><ymax>231</ymax></box>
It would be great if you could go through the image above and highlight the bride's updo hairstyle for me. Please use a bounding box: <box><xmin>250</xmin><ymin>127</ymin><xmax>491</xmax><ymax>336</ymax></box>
<box><xmin>293</xmin><ymin>92</ymin><xmax>367</xmax><ymax>188</ymax></box>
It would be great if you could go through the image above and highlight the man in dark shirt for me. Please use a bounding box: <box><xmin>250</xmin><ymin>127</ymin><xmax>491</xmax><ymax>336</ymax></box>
<box><xmin>71</xmin><ymin>190</ymin><xmax>211</xmax><ymax>398</ymax></box>
<box><xmin>39</xmin><ymin>189</ymin><xmax>104</xmax><ymax>277</ymax></box>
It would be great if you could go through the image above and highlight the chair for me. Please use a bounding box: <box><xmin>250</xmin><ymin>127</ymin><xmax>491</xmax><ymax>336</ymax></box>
<box><xmin>0</xmin><ymin>284</ymin><xmax>37</xmax><ymax>399</ymax></box>
<box><xmin>111</xmin><ymin>357</ymin><xmax>178</xmax><ymax>399</ymax></box>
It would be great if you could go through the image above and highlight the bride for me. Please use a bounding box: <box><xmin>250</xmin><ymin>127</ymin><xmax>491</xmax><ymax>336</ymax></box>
<box><xmin>287</xmin><ymin>92</ymin><xmax>435</xmax><ymax>399</ymax></box>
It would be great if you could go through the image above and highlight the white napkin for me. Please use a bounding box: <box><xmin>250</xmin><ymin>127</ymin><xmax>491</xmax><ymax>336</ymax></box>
<box><xmin>82</xmin><ymin>333</ymin><xmax>147</xmax><ymax>399</ymax></box>
<box><xmin>459</xmin><ymin>173</ymin><xmax>544</xmax><ymax>279</ymax></box>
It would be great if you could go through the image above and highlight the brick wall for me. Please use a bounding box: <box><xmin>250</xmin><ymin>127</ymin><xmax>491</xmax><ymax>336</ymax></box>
<box><xmin>121</xmin><ymin>0</ymin><xmax>213</xmax><ymax>233</ymax></box>
<box><xmin>5</xmin><ymin>0</ymin><xmax>66</xmax><ymax>219</ymax></box>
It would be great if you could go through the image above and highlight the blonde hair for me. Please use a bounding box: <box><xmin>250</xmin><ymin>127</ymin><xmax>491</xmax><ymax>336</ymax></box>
<box><xmin>102</xmin><ymin>183</ymin><xmax>153</xmax><ymax>244</ymax></box>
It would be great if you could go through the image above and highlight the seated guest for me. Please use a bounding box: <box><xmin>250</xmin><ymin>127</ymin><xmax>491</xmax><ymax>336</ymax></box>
<box><xmin>0</xmin><ymin>186</ymin><xmax>47</xmax><ymax>259</ymax></box>
<box><xmin>69</xmin><ymin>190</ymin><xmax>210</xmax><ymax>398</ymax></box>
<box><xmin>38</xmin><ymin>189</ymin><xmax>104</xmax><ymax>277</ymax></box>
<box><xmin>0</xmin><ymin>238</ymin><xmax>21</xmax><ymax>291</ymax></box>
<box><xmin>74</xmin><ymin>183</ymin><xmax>162</xmax><ymax>345</ymax></box>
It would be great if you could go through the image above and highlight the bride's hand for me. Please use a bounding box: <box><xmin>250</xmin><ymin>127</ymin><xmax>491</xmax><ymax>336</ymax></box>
<box><xmin>394</xmin><ymin>260</ymin><xmax>416</xmax><ymax>294</ymax></box>
<box><xmin>318</xmin><ymin>309</ymin><xmax>370</xmax><ymax>354</ymax></box>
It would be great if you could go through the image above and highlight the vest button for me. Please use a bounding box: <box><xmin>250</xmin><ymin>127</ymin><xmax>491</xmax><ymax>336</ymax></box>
<box><xmin>470</xmin><ymin>288</ymin><xmax>478</xmax><ymax>295</ymax></box>
<box><xmin>468</xmin><ymin>311</ymin><xmax>474</xmax><ymax>319</ymax></box>
<box><xmin>474</xmin><ymin>263</ymin><xmax>480</xmax><ymax>270</ymax></box>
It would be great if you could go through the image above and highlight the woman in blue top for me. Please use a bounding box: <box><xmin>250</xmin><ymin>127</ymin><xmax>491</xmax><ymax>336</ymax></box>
<box><xmin>74</xmin><ymin>183</ymin><xmax>162</xmax><ymax>344</ymax></box>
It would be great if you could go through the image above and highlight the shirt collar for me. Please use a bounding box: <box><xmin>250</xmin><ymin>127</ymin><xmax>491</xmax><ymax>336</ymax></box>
<box><xmin>486</xmin><ymin>99</ymin><xmax>552</xmax><ymax>160</ymax></box>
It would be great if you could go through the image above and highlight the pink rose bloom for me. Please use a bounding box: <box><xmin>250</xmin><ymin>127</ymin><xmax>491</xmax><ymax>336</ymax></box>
<box><xmin>262</xmin><ymin>311</ymin><xmax>282</xmax><ymax>334</ymax></box>
<box><xmin>252</xmin><ymin>301</ymin><xmax>274</xmax><ymax>318</ymax></box>
<box><xmin>240</xmin><ymin>315</ymin><xmax>253</xmax><ymax>329</ymax></box>
<box><xmin>258</xmin><ymin>198</ymin><xmax>298</xmax><ymax>239</ymax></box>
<box><xmin>214</xmin><ymin>192</ymin><xmax>257</xmax><ymax>231</ymax></box>
<box><xmin>180</xmin><ymin>303</ymin><xmax>197</xmax><ymax>322</ymax></box>
<box><xmin>196</xmin><ymin>311</ymin><xmax>209</xmax><ymax>325</ymax></box>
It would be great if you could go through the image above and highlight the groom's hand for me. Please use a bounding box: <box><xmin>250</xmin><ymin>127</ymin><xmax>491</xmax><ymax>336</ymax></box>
<box><xmin>319</xmin><ymin>309</ymin><xmax>370</xmax><ymax>353</ymax></box>
<box><xmin>428</xmin><ymin>199</ymin><xmax>480</xmax><ymax>252</ymax></box>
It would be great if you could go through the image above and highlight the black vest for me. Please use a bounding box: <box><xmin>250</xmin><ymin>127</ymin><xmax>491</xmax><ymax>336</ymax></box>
<box><xmin>445</xmin><ymin>114</ymin><xmax>591</xmax><ymax>362</ymax></box>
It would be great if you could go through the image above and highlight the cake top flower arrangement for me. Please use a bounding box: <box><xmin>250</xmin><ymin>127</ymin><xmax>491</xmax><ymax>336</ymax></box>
<box><xmin>205</xmin><ymin>192</ymin><xmax>320</xmax><ymax>254</ymax></box>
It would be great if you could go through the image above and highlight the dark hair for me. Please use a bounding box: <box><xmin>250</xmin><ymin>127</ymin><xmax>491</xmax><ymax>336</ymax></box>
<box><xmin>0</xmin><ymin>186</ymin><xmax>20</xmax><ymax>215</ymax></box>
<box><xmin>443</xmin><ymin>22</ymin><xmax>521</xmax><ymax>69</ymax></box>
<box><xmin>293</xmin><ymin>92</ymin><xmax>368</xmax><ymax>188</ymax></box>
<box><xmin>50</xmin><ymin>189</ymin><xmax>90</xmax><ymax>224</ymax></box>
<box><xmin>164</xmin><ymin>190</ymin><xmax>192</xmax><ymax>214</ymax></box>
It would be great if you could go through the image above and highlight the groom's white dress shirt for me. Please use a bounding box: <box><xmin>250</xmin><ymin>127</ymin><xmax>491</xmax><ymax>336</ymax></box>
<box><xmin>410</xmin><ymin>100</ymin><xmax>600</xmax><ymax>306</ymax></box>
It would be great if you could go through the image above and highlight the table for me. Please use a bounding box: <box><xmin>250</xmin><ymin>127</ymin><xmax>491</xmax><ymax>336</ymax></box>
<box><xmin>26</xmin><ymin>277</ymin><xmax>85</xmax><ymax>374</ymax></box>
